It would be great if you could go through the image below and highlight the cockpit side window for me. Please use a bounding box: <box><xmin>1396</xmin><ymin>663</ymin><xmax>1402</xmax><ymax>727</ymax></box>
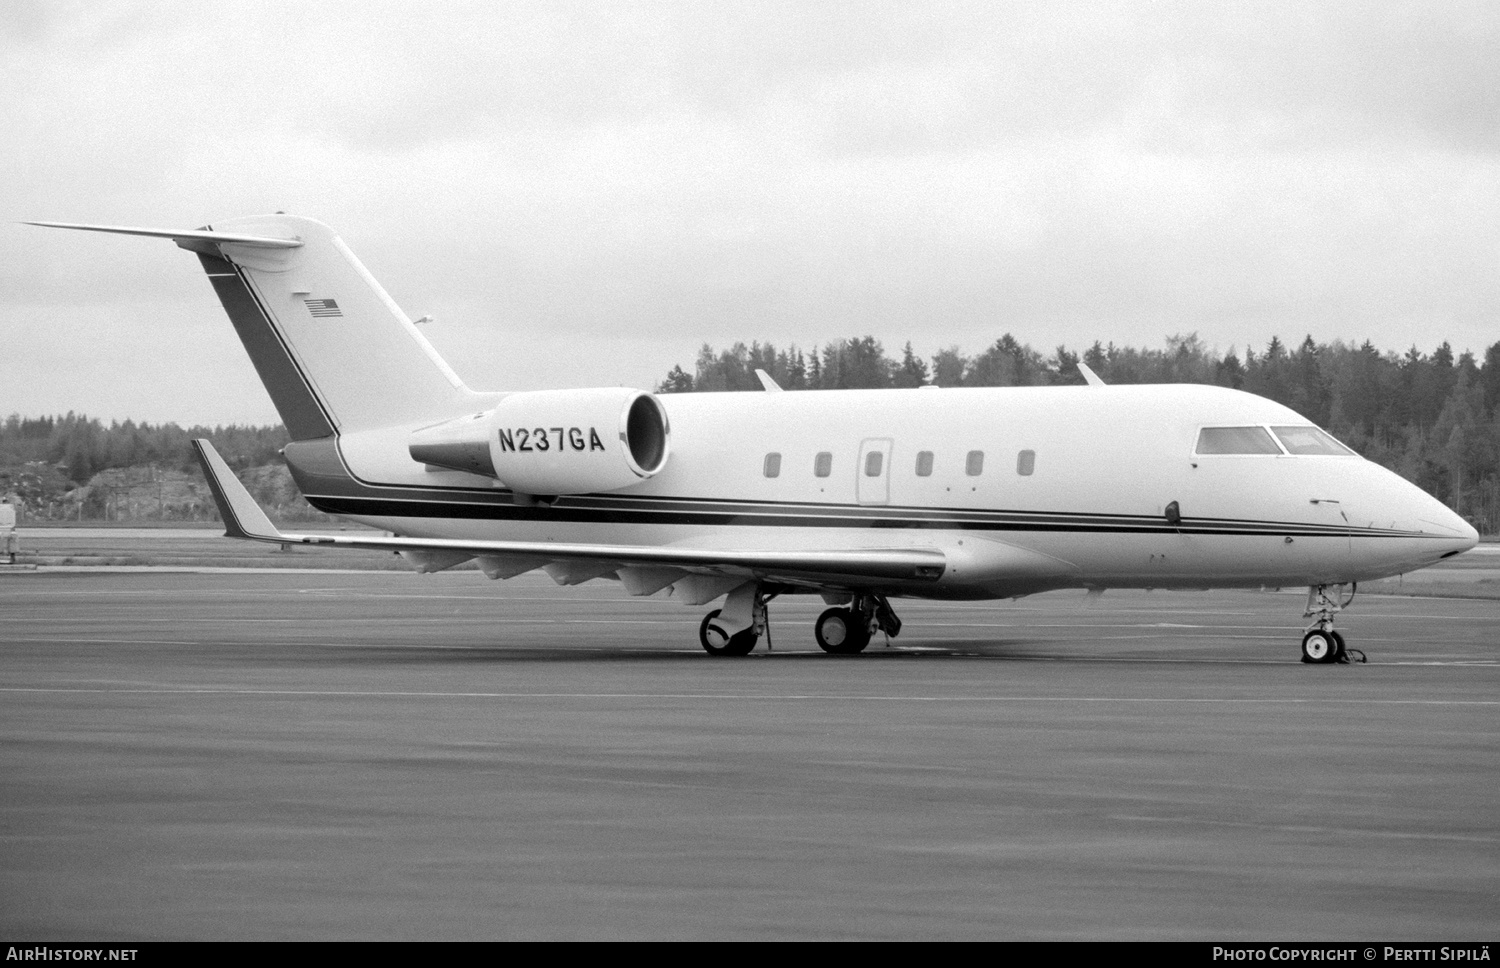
<box><xmin>1271</xmin><ymin>426</ymin><xmax>1354</xmax><ymax>456</ymax></box>
<box><xmin>1195</xmin><ymin>426</ymin><xmax>1283</xmax><ymax>455</ymax></box>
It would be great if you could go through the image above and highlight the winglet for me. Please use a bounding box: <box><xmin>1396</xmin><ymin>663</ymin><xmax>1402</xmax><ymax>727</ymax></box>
<box><xmin>192</xmin><ymin>439</ymin><xmax>285</xmax><ymax>541</ymax></box>
<box><xmin>1076</xmin><ymin>362</ymin><xmax>1106</xmax><ymax>387</ymax></box>
<box><xmin>754</xmin><ymin>369</ymin><xmax>783</xmax><ymax>392</ymax></box>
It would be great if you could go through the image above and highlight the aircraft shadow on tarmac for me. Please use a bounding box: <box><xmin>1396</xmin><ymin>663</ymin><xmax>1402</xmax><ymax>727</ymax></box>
<box><xmin>277</xmin><ymin>637</ymin><xmax>1236</xmax><ymax>666</ymax></box>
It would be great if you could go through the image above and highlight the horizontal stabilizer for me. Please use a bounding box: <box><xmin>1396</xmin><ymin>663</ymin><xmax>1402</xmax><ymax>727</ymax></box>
<box><xmin>23</xmin><ymin>220</ymin><xmax>303</xmax><ymax>249</ymax></box>
<box><xmin>191</xmin><ymin>439</ymin><xmax>947</xmax><ymax>584</ymax></box>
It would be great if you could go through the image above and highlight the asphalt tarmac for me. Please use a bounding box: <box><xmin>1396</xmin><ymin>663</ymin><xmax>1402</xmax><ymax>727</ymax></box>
<box><xmin>1</xmin><ymin>570</ymin><xmax>1496</xmax><ymax>940</ymax></box>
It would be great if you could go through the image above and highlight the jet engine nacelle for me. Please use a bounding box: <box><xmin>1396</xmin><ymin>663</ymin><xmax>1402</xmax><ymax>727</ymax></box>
<box><xmin>409</xmin><ymin>388</ymin><xmax>670</xmax><ymax>495</ymax></box>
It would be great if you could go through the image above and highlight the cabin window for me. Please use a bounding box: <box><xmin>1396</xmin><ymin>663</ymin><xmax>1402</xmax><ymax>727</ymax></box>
<box><xmin>965</xmin><ymin>450</ymin><xmax>984</xmax><ymax>476</ymax></box>
<box><xmin>814</xmin><ymin>452</ymin><xmax>833</xmax><ymax>477</ymax></box>
<box><xmin>763</xmin><ymin>452</ymin><xmax>782</xmax><ymax>478</ymax></box>
<box><xmin>915</xmin><ymin>451</ymin><xmax>934</xmax><ymax>476</ymax></box>
<box><xmin>864</xmin><ymin>451</ymin><xmax>884</xmax><ymax>477</ymax></box>
<box><xmin>1195</xmin><ymin>426</ymin><xmax>1282</xmax><ymax>455</ymax></box>
<box><xmin>1016</xmin><ymin>450</ymin><xmax>1035</xmax><ymax>476</ymax></box>
<box><xmin>1271</xmin><ymin>426</ymin><xmax>1354</xmax><ymax>456</ymax></box>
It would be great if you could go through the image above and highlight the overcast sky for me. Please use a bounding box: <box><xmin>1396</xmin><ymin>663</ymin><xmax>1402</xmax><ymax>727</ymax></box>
<box><xmin>4</xmin><ymin>1</ymin><xmax>1498</xmax><ymax>426</ymax></box>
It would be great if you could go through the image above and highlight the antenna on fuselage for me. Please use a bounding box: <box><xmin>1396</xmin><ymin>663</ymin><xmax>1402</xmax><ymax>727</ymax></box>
<box><xmin>1076</xmin><ymin>362</ymin><xmax>1106</xmax><ymax>387</ymax></box>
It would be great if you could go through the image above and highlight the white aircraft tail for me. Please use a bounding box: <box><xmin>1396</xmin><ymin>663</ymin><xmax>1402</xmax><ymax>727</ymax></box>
<box><xmin>29</xmin><ymin>215</ymin><xmax>480</xmax><ymax>439</ymax></box>
<box><xmin>193</xmin><ymin>214</ymin><xmax>482</xmax><ymax>438</ymax></box>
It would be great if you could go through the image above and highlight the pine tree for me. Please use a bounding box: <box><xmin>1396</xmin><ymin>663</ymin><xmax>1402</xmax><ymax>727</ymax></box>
<box><xmin>657</xmin><ymin>365</ymin><xmax>695</xmax><ymax>393</ymax></box>
<box><xmin>893</xmin><ymin>342</ymin><xmax>930</xmax><ymax>388</ymax></box>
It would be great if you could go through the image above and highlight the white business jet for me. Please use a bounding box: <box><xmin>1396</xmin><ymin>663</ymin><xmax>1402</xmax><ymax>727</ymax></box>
<box><xmin>28</xmin><ymin>216</ymin><xmax>1479</xmax><ymax>662</ymax></box>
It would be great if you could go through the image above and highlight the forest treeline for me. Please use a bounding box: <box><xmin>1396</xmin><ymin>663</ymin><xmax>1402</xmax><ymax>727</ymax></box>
<box><xmin>658</xmin><ymin>333</ymin><xmax>1500</xmax><ymax>534</ymax></box>
<box><xmin>0</xmin><ymin>416</ymin><xmax>292</xmax><ymax>521</ymax></box>
<box><xmin>1</xmin><ymin>414</ymin><xmax>287</xmax><ymax>483</ymax></box>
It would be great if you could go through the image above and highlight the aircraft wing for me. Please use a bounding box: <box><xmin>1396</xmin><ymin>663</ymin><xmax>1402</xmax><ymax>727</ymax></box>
<box><xmin>192</xmin><ymin>440</ymin><xmax>946</xmax><ymax>587</ymax></box>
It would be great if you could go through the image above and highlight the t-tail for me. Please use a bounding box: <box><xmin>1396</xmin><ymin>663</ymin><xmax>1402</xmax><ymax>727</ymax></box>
<box><xmin>25</xmin><ymin>215</ymin><xmax>482</xmax><ymax>439</ymax></box>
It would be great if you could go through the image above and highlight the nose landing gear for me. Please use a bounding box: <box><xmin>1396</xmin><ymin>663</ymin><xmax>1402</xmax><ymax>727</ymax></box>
<box><xmin>1301</xmin><ymin>583</ymin><xmax>1363</xmax><ymax>664</ymax></box>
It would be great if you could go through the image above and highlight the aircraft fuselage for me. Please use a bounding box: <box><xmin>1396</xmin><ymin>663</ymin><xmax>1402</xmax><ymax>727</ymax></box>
<box><xmin>295</xmin><ymin>382</ymin><xmax>1476</xmax><ymax>601</ymax></box>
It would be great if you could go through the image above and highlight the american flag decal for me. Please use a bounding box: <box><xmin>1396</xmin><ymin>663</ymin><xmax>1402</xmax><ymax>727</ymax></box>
<box><xmin>304</xmin><ymin>298</ymin><xmax>342</xmax><ymax>318</ymax></box>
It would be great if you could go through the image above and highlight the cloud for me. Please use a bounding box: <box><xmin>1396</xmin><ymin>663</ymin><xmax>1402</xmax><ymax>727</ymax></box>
<box><xmin>3</xmin><ymin>1</ymin><xmax>1497</xmax><ymax>423</ymax></box>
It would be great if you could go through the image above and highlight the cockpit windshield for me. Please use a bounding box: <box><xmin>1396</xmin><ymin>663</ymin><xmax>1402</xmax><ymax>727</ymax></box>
<box><xmin>1271</xmin><ymin>426</ymin><xmax>1354</xmax><ymax>456</ymax></box>
<box><xmin>1195</xmin><ymin>425</ymin><xmax>1355</xmax><ymax>457</ymax></box>
<box><xmin>1194</xmin><ymin>426</ymin><xmax>1282</xmax><ymax>455</ymax></box>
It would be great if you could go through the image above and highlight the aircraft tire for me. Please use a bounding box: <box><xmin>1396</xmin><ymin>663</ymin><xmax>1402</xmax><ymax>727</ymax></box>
<box><xmin>1331</xmin><ymin>631</ymin><xmax>1347</xmax><ymax>662</ymax></box>
<box><xmin>1301</xmin><ymin>629</ymin><xmax>1337</xmax><ymax>664</ymax></box>
<box><xmin>815</xmin><ymin>607</ymin><xmax>870</xmax><ymax>655</ymax></box>
<box><xmin>699</xmin><ymin>609</ymin><xmax>758</xmax><ymax>657</ymax></box>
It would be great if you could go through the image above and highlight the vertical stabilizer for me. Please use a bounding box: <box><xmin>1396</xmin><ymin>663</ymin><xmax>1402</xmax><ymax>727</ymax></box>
<box><xmin>191</xmin><ymin>214</ymin><xmax>477</xmax><ymax>438</ymax></box>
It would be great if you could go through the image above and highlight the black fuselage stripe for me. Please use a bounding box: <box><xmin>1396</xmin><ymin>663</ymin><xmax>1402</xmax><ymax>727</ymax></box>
<box><xmin>304</xmin><ymin>480</ymin><xmax>1368</xmax><ymax>530</ymax></box>
<box><xmin>303</xmin><ymin>494</ymin><xmax>1426</xmax><ymax>539</ymax></box>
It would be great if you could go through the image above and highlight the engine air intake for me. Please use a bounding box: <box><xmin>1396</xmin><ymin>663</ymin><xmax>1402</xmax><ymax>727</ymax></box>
<box><xmin>625</xmin><ymin>394</ymin><xmax>668</xmax><ymax>476</ymax></box>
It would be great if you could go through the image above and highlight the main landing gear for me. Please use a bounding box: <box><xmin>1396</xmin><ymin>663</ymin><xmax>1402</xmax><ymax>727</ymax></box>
<box><xmin>699</xmin><ymin>606</ymin><xmax>761</xmax><ymax>656</ymax></box>
<box><xmin>1301</xmin><ymin>583</ymin><xmax>1364</xmax><ymax>664</ymax></box>
<box><xmin>814</xmin><ymin>594</ymin><xmax>901</xmax><ymax>655</ymax></box>
<box><xmin>697</xmin><ymin>587</ymin><xmax>902</xmax><ymax>657</ymax></box>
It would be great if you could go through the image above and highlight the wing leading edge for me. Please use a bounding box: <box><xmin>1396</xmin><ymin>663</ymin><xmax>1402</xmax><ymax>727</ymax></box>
<box><xmin>192</xmin><ymin>440</ymin><xmax>947</xmax><ymax>586</ymax></box>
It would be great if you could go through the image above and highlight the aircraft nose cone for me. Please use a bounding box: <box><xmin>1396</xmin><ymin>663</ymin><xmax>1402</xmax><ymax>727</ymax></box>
<box><xmin>1453</xmin><ymin>517</ymin><xmax>1480</xmax><ymax>552</ymax></box>
<box><xmin>1417</xmin><ymin>496</ymin><xmax>1479</xmax><ymax>556</ymax></box>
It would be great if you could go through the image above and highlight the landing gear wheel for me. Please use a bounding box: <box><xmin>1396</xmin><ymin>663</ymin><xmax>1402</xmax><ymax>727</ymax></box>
<box><xmin>699</xmin><ymin>609</ymin><xmax>758</xmax><ymax>656</ymax></box>
<box><xmin>1303</xmin><ymin>584</ymin><xmax>1357</xmax><ymax>665</ymax></box>
<box><xmin>1301</xmin><ymin>629</ymin><xmax>1337</xmax><ymax>664</ymax></box>
<box><xmin>815</xmin><ymin>607</ymin><xmax>870</xmax><ymax>655</ymax></box>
